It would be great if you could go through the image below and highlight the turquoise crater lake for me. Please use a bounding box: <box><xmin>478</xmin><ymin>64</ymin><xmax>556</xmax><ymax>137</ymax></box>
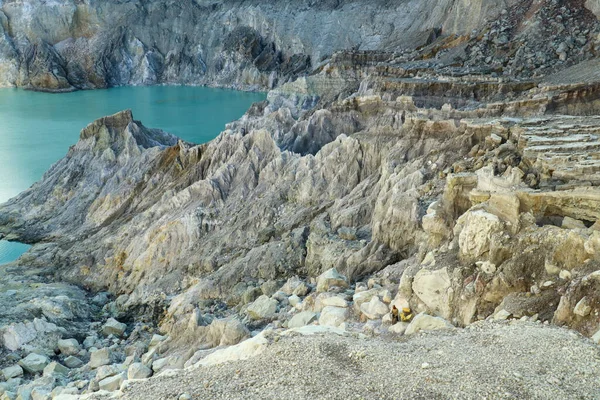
<box><xmin>0</xmin><ymin>86</ymin><xmax>265</xmax><ymax>264</ymax></box>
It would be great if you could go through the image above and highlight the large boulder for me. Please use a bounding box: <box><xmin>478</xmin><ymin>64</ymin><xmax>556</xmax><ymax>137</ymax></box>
<box><xmin>1</xmin><ymin>318</ymin><xmax>64</xmax><ymax>352</ymax></box>
<box><xmin>1</xmin><ymin>365</ymin><xmax>23</xmax><ymax>379</ymax></box>
<box><xmin>98</xmin><ymin>372</ymin><xmax>126</xmax><ymax>392</ymax></box>
<box><xmin>405</xmin><ymin>313</ymin><xmax>454</xmax><ymax>336</ymax></box>
<box><xmin>455</xmin><ymin>209</ymin><xmax>504</xmax><ymax>260</ymax></box>
<box><xmin>128</xmin><ymin>362</ymin><xmax>152</xmax><ymax>380</ymax></box>
<box><xmin>43</xmin><ymin>361</ymin><xmax>69</xmax><ymax>377</ymax></box>
<box><xmin>316</xmin><ymin>268</ymin><xmax>349</xmax><ymax>293</ymax></box>
<box><xmin>360</xmin><ymin>296</ymin><xmax>388</xmax><ymax>320</ymax></box>
<box><xmin>18</xmin><ymin>353</ymin><xmax>50</xmax><ymax>374</ymax></box>
<box><xmin>318</xmin><ymin>306</ymin><xmax>349</xmax><ymax>327</ymax></box>
<box><xmin>89</xmin><ymin>348</ymin><xmax>113</xmax><ymax>368</ymax></box>
<box><xmin>246</xmin><ymin>295</ymin><xmax>278</xmax><ymax>320</ymax></box>
<box><xmin>102</xmin><ymin>318</ymin><xmax>127</xmax><ymax>337</ymax></box>
<box><xmin>288</xmin><ymin>311</ymin><xmax>318</xmax><ymax>328</ymax></box>
<box><xmin>412</xmin><ymin>267</ymin><xmax>453</xmax><ymax>319</ymax></box>
<box><xmin>57</xmin><ymin>338</ymin><xmax>81</xmax><ymax>356</ymax></box>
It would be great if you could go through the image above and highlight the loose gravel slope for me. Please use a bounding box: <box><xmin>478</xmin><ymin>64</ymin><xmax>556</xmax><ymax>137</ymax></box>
<box><xmin>119</xmin><ymin>321</ymin><xmax>600</xmax><ymax>400</ymax></box>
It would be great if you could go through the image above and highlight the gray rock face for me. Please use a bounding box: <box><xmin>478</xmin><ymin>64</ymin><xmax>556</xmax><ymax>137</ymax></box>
<box><xmin>246</xmin><ymin>296</ymin><xmax>278</xmax><ymax>321</ymax></box>
<box><xmin>89</xmin><ymin>348</ymin><xmax>113</xmax><ymax>369</ymax></box>
<box><xmin>18</xmin><ymin>353</ymin><xmax>50</xmax><ymax>374</ymax></box>
<box><xmin>127</xmin><ymin>362</ymin><xmax>152</xmax><ymax>380</ymax></box>
<box><xmin>288</xmin><ymin>311</ymin><xmax>317</xmax><ymax>329</ymax></box>
<box><xmin>102</xmin><ymin>318</ymin><xmax>127</xmax><ymax>338</ymax></box>
<box><xmin>0</xmin><ymin>0</ymin><xmax>522</xmax><ymax>92</ymax></box>
<box><xmin>404</xmin><ymin>313</ymin><xmax>454</xmax><ymax>336</ymax></box>
<box><xmin>57</xmin><ymin>339</ymin><xmax>80</xmax><ymax>356</ymax></box>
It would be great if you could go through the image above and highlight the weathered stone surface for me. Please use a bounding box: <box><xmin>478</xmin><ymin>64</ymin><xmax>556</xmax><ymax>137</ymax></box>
<box><xmin>127</xmin><ymin>363</ymin><xmax>152</xmax><ymax>380</ymax></box>
<box><xmin>316</xmin><ymin>269</ymin><xmax>349</xmax><ymax>293</ymax></box>
<box><xmin>57</xmin><ymin>339</ymin><xmax>80</xmax><ymax>356</ymax></box>
<box><xmin>63</xmin><ymin>356</ymin><xmax>83</xmax><ymax>369</ymax></box>
<box><xmin>102</xmin><ymin>318</ymin><xmax>127</xmax><ymax>337</ymax></box>
<box><xmin>404</xmin><ymin>313</ymin><xmax>454</xmax><ymax>336</ymax></box>
<box><xmin>318</xmin><ymin>306</ymin><xmax>349</xmax><ymax>328</ymax></box>
<box><xmin>1</xmin><ymin>365</ymin><xmax>23</xmax><ymax>380</ymax></box>
<box><xmin>360</xmin><ymin>297</ymin><xmax>389</xmax><ymax>320</ymax></box>
<box><xmin>89</xmin><ymin>348</ymin><xmax>112</xmax><ymax>369</ymax></box>
<box><xmin>18</xmin><ymin>353</ymin><xmax>50</xmax><ymax>374</ymax></box>
<box><xmin>412</xmin><ymin>267</ymin><xmax>453</xmax><ymax>320</ymax></box>
<box><xmin>98</xmin><ymin>372</ymin><xmax>126</xmax><ymax>392</ymax></box>
<box><xmin>246</xmin><ymin>296</ymin><xmax>279</xmax><ymax>321</ymax></box>
<box><xmin>288</xmin><ymin>311</ymin><xmax>318</xmax><ymax>329</ymax></box>
<box><xmin>43</xmin><ymin>362</ymin><xmax>69</xmax><ymax>377</ymax></box>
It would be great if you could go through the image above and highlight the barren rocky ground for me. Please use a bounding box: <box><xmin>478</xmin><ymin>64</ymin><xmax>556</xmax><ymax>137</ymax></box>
<box><xmin>2</xmin><ymin>0</ymin><xmax>600</xmax><ymax>399</ymax></box>
<box><xmin>117</xmin><ymin>322</ymin><xmax>600</xmax><ymax>400</ymax></box>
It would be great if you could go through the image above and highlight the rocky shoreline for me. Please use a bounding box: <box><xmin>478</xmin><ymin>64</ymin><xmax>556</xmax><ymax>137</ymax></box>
<box><xmin>2</xmin><ymin>0</ymin><xmax>600</xmax><ymax>399</ymax></box>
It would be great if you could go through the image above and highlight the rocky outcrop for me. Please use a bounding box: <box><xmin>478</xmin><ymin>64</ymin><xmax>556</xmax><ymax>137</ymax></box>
<box><xmin>4</xmin><ymin>0</ymin><xmax>600</xmax><ymax>397</ymax></box>
<box><xmin>0</xmin><ymin>0</ymin><xmax>571</xmax><ymax>92</ymax></box>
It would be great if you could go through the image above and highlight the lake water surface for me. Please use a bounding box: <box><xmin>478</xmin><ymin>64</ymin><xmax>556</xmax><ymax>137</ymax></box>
<box><xmin>0</xmin><ymin>86</ymin><xmax>265</xmax><ymax>264</ymax></box>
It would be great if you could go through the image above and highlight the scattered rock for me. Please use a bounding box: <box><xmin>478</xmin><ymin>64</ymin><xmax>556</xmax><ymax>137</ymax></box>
<box><xmin>1</xmin><ymin>365</ymin><xmax>23</xmax><ymax>380</ymax></box>
<box><xmin>18</xmin><ymin>353</ymin><xmax>50</xmax><ymax>374</ymax></box>
<box><xmin>405</xmin><ymin>313</ymin><xmax>453</xmax><ymax>335</ymax></box>
<box><xmin>360</xmin><ymin>296</ymin><xmax>389</xmax><ymax>320</ymax></box>
<box><xmin>98</xmin><ymin>372</ymin><xmax>126</xmax><ymax>392</ymax></box>
<box><xmin>247</xmin><ymin>295</ymin><xmax>279</xmax><ymax>320</ymax></box>
<box><xmin>89</xmin><ymin>348</ymin><xmax>113</xmax><ymax>368</ymax></box>
<box><xmin>63</xmin><ymin>356</ymin><xmax>83</xmax><ymax>369</ymax></box>
<box><xmin>102</xmin><ymin>318</ymin><xmax>127</xmax><ymax>337</ymax></box>
<box><xmin>573</xmin><ymin>297</ymin><xmax>592</xmax><ymax>317</ymax></box>
<box><xmin>318</xmin><ymin>306</ymin><xmax>349</xmax><ymax>327</ymax></box>
<box><xmin>43</xmin><ymin>362</ymin><xmax>69</xmax><ymax>377</ymax></box>
<box><xmin>316</xmin><ymin>268</ymin><xmax>349</xmax><ymax>293</ymax></box>
<box><xmin>128</xmin><ymin>363</ymin><xmax>153</xmax><ymax>380</ymax></box>
<box><xmin>288</xmin><ymin>311</ymin><xmax>318</xmax><ymax>328</ymax></box>
<box><xmin>494</xmin><ymin>309</ymin><xmax>512</xmax><ymax>321</ymax></box>
<box><xmin>57</xmin><ymin>339</ymin><xmax>81</xmax><ymax>356</ymax></box>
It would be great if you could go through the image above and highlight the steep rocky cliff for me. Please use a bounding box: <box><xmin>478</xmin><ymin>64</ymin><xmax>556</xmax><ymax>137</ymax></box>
<box><xmin>2</xmin><ymin>0</ymin><xmax>600</xmax><ymax>398</ymax></box>
<box><xmin>0</xmin><ymin>0</ymin><xmax>523</xmax><ymax>91</ymax></box>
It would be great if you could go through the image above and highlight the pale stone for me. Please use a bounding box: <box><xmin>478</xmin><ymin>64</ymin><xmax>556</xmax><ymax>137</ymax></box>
<box><xmin>559</xmin><ymin>270</ymin><xmax>572</xmax><ymax>280</ymax></box>
<box><xmin>592</xmin><ymin>330</ymin><xmax>600</xmax><ymax>344</ymax></box>
<box><xmin>405</xmin><ymin>313</ymin><xmax>453</xmax><ymax>335</ymax></box>
<box><xmin>412</xmin><ymin>267</ymin><xmax>453</xmax><ymax>319</ymax></box>
<box><xmin>98</xmin><ymin>372</ymin><xmax>125</xmax><ymax>391</ymax></box>
<box><xmin>562</xmin><ymin>216</ymin><xmax>587</xmax><ymax>229</ymax></box>
<box><xmin>43</xmin><ymin>362</ymin><xmax>69</xmax><ymax>377</ymax></box>
<box><xmin>319</xmin><ymin>294</ymin><xmax>348</xmax><ymax>308</ymax></box>
<box><xmin>388</xmin><ymin>322</ymin><xmax>409</xmax><ymax>335</ymax></box>
<box><xmin>316</xmin><ymin>268</ymin><xmax>349</xmax><ymax>293</ymax></box>
<box><xmin>352</xmin><ymin>289</ymin><xmax>379</xmax><ymax>313</ymax></box>
<box><xmin>89</xmin><ymin>348</ymin><xmax>112</xmax><ymax>368</ymax></box>
<box><xmin>292</xmin><ymin>282</ymin><xmax>310</xmax><ymax>296</ymax></box>
<box><xmin>196</xmin><ymin>334</ymin><xmax>269</xmax><ymax>367</ymax></box>
<box><xmin>246</xmin><ymin>295</ymin><xmax>278</xmax><ymax>320</ymax></box>
<box><xmin>288</xmin><ymin>295</ymin><xmax>301</xmax><ymax>307</ymax></box>
<box><xmin>57</xmin><ymin>339</ymin><xmax>81</xmax><ymax>356</ymax></box>
<box><xmin>1</xmin><ymin>365</ymin><xmax>23</xmax><ymax>380</ymax></box>
<box><xmin>318</xmin><ymin>306</ymin><xmax>349</xmax><ymax>327</ymax></box>
<box><xmin>494</xmin><ymin>309</ymin><xmax>512</xmax><ymax>320</ymax></box>
<box><xmin>476</xmin><ymin>261</ymin><xmax>496</xmax><ymax>274</ymax></box>
<box><xmin>455</xmin><ymin>210</ymin><xmax>503</xmax><ymax>259</ymax></box>
<box><xmin>63</xmin><ymin>356</ymin><xmax>83</xmax><ymax>369</ymax></box>
<box><xmin>574</xmin><ymin>297</ymin><xmax>592</xmax><ymax>317</ymax></box>
<box><xmin>18</xmin><ymin>353</ymin><xmax>50</xmax><ymax>374</ymax></box>
<box><xmin>127</xmin><ymin>363</ymin><xmax>152</xmax><ymax>380</ymax></box>
<box><xmin>360</xmin><ymin>296</ymin><xmax>388</xmax><ymax>320</ymax></box>
<box><xmin>148</xmin><ymin>334</ymin><xmax>167</xmax><ymax>349</ymax></box>
<box><xmin>288</xmin><ymin>311</ymin><xmax>317</xmax><ymax>328</ymax></box>
<box><xmin>102</xmin><ymin>318</ymin><xmax>127</xmax><ymax>337</ymax></box>
<box><xmin>96</xmin><ymin>365</ymin><xmax>122</xmax><ymax>381</ymax></box>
